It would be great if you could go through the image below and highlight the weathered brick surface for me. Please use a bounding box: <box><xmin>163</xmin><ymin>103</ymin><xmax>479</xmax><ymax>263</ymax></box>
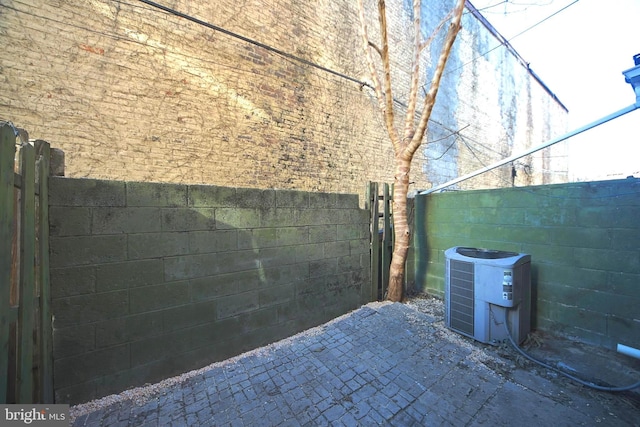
<box><xmin>1</xmin><ymin>1</ymin><xmax>567</xmax><ymax>200</ymax></box>
<box><xmin>49</xmin><ymin>177</ymin><xmax>371</xmax><ymax>404</ymax></box>
<box><xmin>415</xmin><ymin>178</ymin><xmax>640</xmax><ymax>350</ymax></box>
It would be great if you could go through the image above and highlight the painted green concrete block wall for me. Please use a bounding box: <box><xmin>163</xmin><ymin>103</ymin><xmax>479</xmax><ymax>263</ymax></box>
<box><xmin>414</xmin><ymin>178</ymin><xmax>640</xmax><ymax>351</ymax></box>
<box><xmin>49</xmin><ymin>178</ymin><xmax>371</xmax><ymax>404</ymax></box>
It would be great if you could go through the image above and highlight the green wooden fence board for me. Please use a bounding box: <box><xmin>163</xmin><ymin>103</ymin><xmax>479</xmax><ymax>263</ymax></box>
<box><xmin>0</xmin><ymin>124</ymin><xmax>16</xmax><ymax>403</ymax></box>
<box><xmin>36</xmin><ymin>141</ymin><xmax>54</xmax><ymax>403</ymax></box>
<box><xmin>18</xmin><ymin>143</ymin><xmax>35</xmax><ymax>403</ymax></box>
<box><xmin>369</xmin><ymin>182</ymin><xmax>380</xmax><ymax>301</ymax></box>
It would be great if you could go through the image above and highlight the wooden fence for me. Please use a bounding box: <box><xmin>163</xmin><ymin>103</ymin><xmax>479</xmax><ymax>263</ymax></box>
<box><xmin>0</xmin><ymin>122</ymin><xmax>53</xmax><ymax>403</ymax></box>
<box><xmin>366</xmin><ymin>182</ymin><xmax>393</xmax><ymax>301</ymax></box>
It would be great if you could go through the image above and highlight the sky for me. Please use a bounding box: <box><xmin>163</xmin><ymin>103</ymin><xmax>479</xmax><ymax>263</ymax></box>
<box><xmin>467</xmin><ymin>0</ymin><xmax>640</xmax><ymax>181</ymax></box>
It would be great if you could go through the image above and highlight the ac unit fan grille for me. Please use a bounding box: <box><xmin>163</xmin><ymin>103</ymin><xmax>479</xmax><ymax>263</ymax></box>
<box><xmin>449</xmin><ymin>260</ymin><xmax>474</xmax><ymax>336</ymax></box>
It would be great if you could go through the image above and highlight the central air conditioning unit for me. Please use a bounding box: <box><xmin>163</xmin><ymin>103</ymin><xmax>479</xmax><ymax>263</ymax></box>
<box><xmin>445</xmin><ymin>246</ymin><xmax>531</xmax><ymax>345</ymax></box>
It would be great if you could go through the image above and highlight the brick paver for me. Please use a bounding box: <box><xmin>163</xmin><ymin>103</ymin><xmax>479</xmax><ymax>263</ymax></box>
<box><xmin>71</xmin><ymin>302</ymin><xmax>640</xmax><ymax>426</ymax></box>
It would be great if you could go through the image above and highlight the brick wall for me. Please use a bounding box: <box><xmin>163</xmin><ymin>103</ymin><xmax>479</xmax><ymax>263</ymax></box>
<box><xmin>1</xmin><ymin>0</ymin><xmax>567</xmax><ymax>199</ymax></box>
<box><xmin>413</xmin><ymin>178</ymin><xmax>640</xmax><ymax>350</ymax></box>
<box><xmin>48</xmin><ymin>177</ymin><xmax>371</xmax><ymax>404</ymax></box>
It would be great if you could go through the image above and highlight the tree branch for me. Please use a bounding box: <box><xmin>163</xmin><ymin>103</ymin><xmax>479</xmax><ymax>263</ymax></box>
<box><xmin>377</xmin><ymin>0</ymin><xmax>400</xmax><ymax>152</ymax></box>
<box><xmin>402</xmin><ymin>0</ymin><xmax>422</xmax><ymax>143</ymax></box>
<box><xmin>357</xmin><ymin>0</ymin><xmax>400</xmax><ymax>149</ymax></box>
<box><xmin>419</xmin><ymin>10</ymin><xmax>454</xmax><ymax>52</ymax></box>
<box><xmin>404</xmin><ymin>0</ymin><xmax>465</xmax><ymax>159</ymax></box>
<box><xmin>368</xmin><ymin>41</ymin><xmax>383</xmax><ymax>58</ymax></box>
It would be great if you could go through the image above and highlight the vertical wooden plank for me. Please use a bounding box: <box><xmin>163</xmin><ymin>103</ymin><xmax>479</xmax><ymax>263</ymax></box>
<box><xmin>17</xmin><ymin>143</ymin><xmax>35</xmax><ymax>403</ymax></box>
<box><xmin>369</xmin><ymin>182</ymin><xmax>380</xmax><ymax>301</ymax></box>
<box><xmin>0</xmin><ymin>124</ymin><xmax>17</xmax><ymax>403</ymax></box>
<box><xmin>381</xmin><ymin>183</ymin><xmax>391</xmax><ymax>300</ymax></box>
<box><xmin>36</xmin><ymin>141</ymin><xmax>54</xmax><ymax>403</ymax></box>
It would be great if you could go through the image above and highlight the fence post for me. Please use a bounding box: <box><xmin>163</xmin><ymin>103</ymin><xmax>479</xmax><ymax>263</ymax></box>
<box><xmin>35</xmin><ymin>140</ymin><xmax>54</xmax><ymax>403</ymax></box>
<box><xmin>0</xmin><ymin>124</ymin><xmax>17</xmax><ymax>403</ymax></box>
<box><xmin>368</xmin><ymin>182</ymin><xmax>380</xmax><ymax>301</ymax></box>
<box><xmin>17</xmin><ymin>142</ymin><xmax>36</xmax><ymax>403</ymax></box>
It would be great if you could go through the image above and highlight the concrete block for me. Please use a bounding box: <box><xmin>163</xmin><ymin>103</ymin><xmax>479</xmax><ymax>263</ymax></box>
<box><xmin>258</xmin><ymin>246</ymin><xmax>299</xmax><ymax>269</ymax></box>
<box><xmin>309</xmin><ymin>225</ymin><xmax>336</xmax><ymax>243</ymax></box>
<box><xmin>162</xmin><ymin>208</ymin><xmax>215</xmax><ymax>231</ymax></box>
<box><xmin>259</xmin><ymin>283</ymin><xmax>295</xmax><ymax>308</ymax></box>
<box><xmin>573</xmin><ymin>248</ymin><xmax>639</xmax><ymax>274</ymax></box>
<box><xmin>49</xmin><ymin>177</ymin><xmax>125</xmax><ymax>207</ymax></box>
<box><xmin>309</xmin><ymin>258</ymin><xmax>337</xmax><ymax>278</ymax></box>
<box><xmin>577</xmin><ymin>207</ymin><xmax>638</xmax><ymax>228</ymax></box>
<box><xmin>337</xmin><ymin>254</ymin><xmax>361</xmax><ymax>273</ymax></box>
<box><xmin>216</xmin><ymin>292</ymin><xmax>260</xmax><ymax>319</ymax></box>
<box><xmin>337</xmin><ymin>224</ymin><xmax>366</xmax><ymax>241</ymax></box>
<box><xmin>162</xmin><ymin>300</ymin><xmax>217</xmax><ymax>332</ymax></box>
<box><xmin>297</xmin><ymin>209</ymin><xmax>333</xmax><ymax>226</ymax></box>
<box><xmin>95</xmin><ymin>311</ymin><xmax>163</xmax><ymax>348</ymax></box>
<box><xmin>309</xmin><ymin>192</ymin><xmax>336</xmax><ymax>208</ymax></box>
<box><xmin>127</xmin><ymin>182</ymin><xmax>187</xmax><ymax>207</ymax></box>
<box><xmin>294</xmin><ymin>243</ymin><xmax>325</xmax><ymax>263</ymax></box>
<box><xmin>349</xmin><ymin>239</ymin><xmax>369</xmax><ymax>255</ymax></box>
<box><xmin>524</xmin><ymin>207</ymin><xmax>576</xmax><ymax>227</ymax></box>
<box><xmin>127</xmin><ymin>232</ymin><xmax>189</xmax><ymax>259</ymax></box>
<box><xmin>54</xmin><ymin>344</ymin><xmax>130</xmax><ymax>389</ymax></box>
<box><xmin>238</xmin><ymin>228</ymin><xmax>277</xmax><ymax>250</ymax></box>
<box><xmin>276</xmin><ymin>189</ymin><xmax>309</xmax><ymax>208</ymax></box>
<box><xmin>130</xmin><ymin>330</ymin><xmax>191</xmax><ymax>366</ymax></box>
<box><xmin>240</xmin><ymin>307</ymin><xmax>279</xmax><ymax>333</ymax></box>
<box><xmin>607</xmin><ymin>271</ymin><xmax>640</xmax><ymax>298</ymax></box>
<box><xmin>323</xmin><ymin>241</ymin><xmax>350</xmax><ymax>258</ymax></box>
<box><xmin>331</xmin><ymin>209</ymin><xmax>352</xmax><ymax>225</ymax></box>
<box><xmin>261</xmin><ymin>264</ymin><xmax>308</xmax><ymax>285</ymax></box>
<box><xmin>52</xmin><ymin>290</ymin><xmax>129</xmax><ymax>328</ymax></box>
<box><xmin>50</xmin><ymin>235</ymin><xmax>127</xmax><ymax>267</ymax></box>
<box><xmin>335</xmin><ymin>193</ymin><xmax>359</xmax><ymax>208</ymax></box>
<box><xmin>129</xmin><ymin>281</ymin><xmax>190</xmax><ymax>313</ymax></box>
<box><xmin>277</xmin><ymin>301</ymin><xmax>299</xmax><ymax>323</ymax></box>
<box><xmin>50</xmin><ymin>265</ymin><xmax>96</xmax><ymax>298</ymax></box>
<box><xmin>216</xmin><ymin>208</ymin><xmax>261</xmax><ymax>229</ymax></box>
<box><xmin>54</xmin><ymin>381</ymin><xmax>98</xmax><ymax>407</ymax></box>
<box><xmin>536</xmin><ymin>264</ymin><xmax>607</xmax><ymax>291</ymax></box>
<box><xmin>92</xmin><ymin>207</ymin><xmax>161</xmax><ymax>234</ymax></box>
<box><xmin>53</xmin><ymin>324</ymin><xmax>95</xmax><ymax>358</ymax></box>
<box><xmin>188</xmin><ymin>185</ymin><xmax>237</xmax><ymax>207</ymax></box>
<box><xmin>235</xmin><ymin>188</ymin><xmax>276</xmax><ymax>209</ymax></box>
<box><xmin>610</xmin><ymin>228</ymin><xmax>640</xmax><ymax>251</ymax></box>
<box><xmin>261</xmin><ymin>208</ymin><xmax>297</xmax><ymax>227</ymax></box>
<box><xmin>164</xmin><ymin>250</ymin><xmax>260</xmax><ymax>281</ymax></box>
<box><xmin>190</xmin><ymin>270</ymin><xmax>263</xmax><ymax>302</ymax></box>
<box><xmin>190</xmin><ymin>317</ymin><xmax>241</xmax><ymax>349</ymax></box>
<box><xmin>189</xmin><ymin>229</ymin><xmax>238</xmax><ymax>254</ymax></box>
<box><xmin>96</xmin><ymin>259</ymin><xmax>164</xmax><ymax>291</ymax></box>
<box><xmin>276</xmin><ymin>226</ymin><xmax>309</xmax><ymax>246</ymax></box>
<box><xmin>607</xmin><ymin>314</ymin><xmax>640</xmax><ymax>347</ymax></box>
<box><xmin>49</xmin><ymin>207</ymin><xmax>92</xmax><ymax>236</ymax></box>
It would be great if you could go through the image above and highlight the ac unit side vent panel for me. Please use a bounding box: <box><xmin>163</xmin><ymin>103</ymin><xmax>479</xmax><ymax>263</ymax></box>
<box><xmin>449</xmin><ymin>260</ymin><xmax>474</xmax><ymax>336</ymax></box>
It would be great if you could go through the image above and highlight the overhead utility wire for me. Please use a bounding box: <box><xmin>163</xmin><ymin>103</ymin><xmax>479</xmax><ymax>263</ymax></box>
<box><xmin>447</xmin><ymin>0</ymin><xmax>580</xmax><ymax>77</ymax></box>
<box><xmin>136</xmin><ymin>0</ymin><xmax>367</xmax><ymax>87</ymax></box>
<box><xmin>135</xmin><ymin>0</ymin><xmax>470</xmax><ymax>142</ymax></box>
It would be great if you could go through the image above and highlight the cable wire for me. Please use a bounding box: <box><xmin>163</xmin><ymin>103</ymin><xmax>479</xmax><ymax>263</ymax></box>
<box><xmin>136</xmin><ymin>0</ymin><xmax>369</xmax><ymax>87</ymax></box>
<box><xmin>504</xmin><ymin>309</ymin><xmax>640</xmax><ymax>392</ymax></box>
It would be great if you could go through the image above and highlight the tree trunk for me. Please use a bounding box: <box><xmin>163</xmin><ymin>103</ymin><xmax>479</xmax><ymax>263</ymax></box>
<box><xmin>386</xmin><ymin>155</ymin><xmax>412</xmax><ymax>302</ymax></box>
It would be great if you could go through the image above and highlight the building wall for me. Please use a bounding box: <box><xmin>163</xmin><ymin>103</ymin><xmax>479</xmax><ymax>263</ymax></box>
<box><xmin>49</xmin><ymin>177</ymin><xmax>371</xmax><ymax>404</ymax></box>
<box><xmin>1</xmin><ymin>0</ymin><xmax>567</xmax><ymax>198</ymax></box>
<box><xmin>413</xmin><ymin>178</ymin><xmax>640</xmax><ymax>350</ymax></box>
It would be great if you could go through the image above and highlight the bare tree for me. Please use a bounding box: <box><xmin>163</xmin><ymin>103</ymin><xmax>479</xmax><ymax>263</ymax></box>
<box><xmin>357</xmin><ymin>0</ymin><xmax>466</xmax><ymax>302</ymax></box>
